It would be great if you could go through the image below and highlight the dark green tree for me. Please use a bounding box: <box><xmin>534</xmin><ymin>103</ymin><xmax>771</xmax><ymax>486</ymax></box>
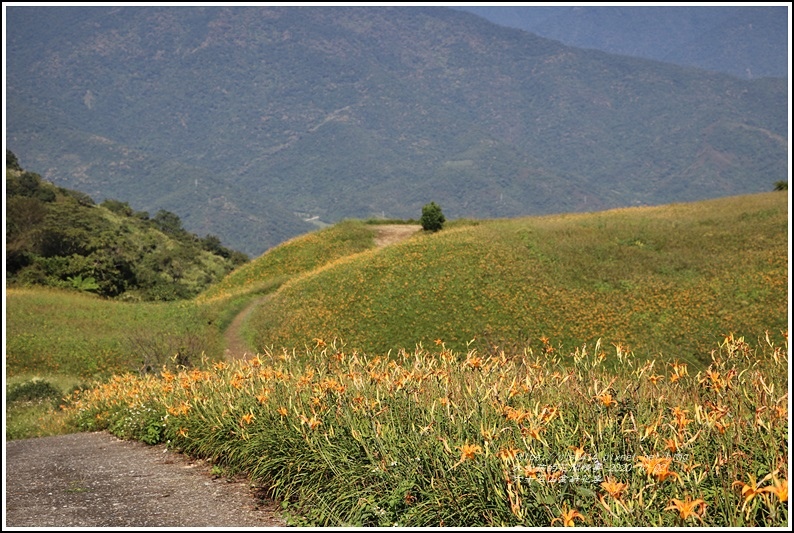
<box><xmin>152</xmin><ymin>210</ymin><xmax>185</xmax><ymax>237</ymax></box>
<box><xmin>6</xmin><ymin>150</ymin><xmax>22</xmax><ymax>171</ymax></box>
<box><xmin>420</xmin><ymin>202</ymin><xmax>446</xmax><ymax>232</ymax></box>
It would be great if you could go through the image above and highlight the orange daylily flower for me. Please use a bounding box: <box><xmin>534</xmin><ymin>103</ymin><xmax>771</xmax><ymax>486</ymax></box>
<box><xmin>551</xmin><ymin>505</ymin><xmax>584</xmax><ymax>527</ymax></box>
<box><xmin>600</xmin><ymin>477</ymin><xmax>628</xmax><ymax>500</ymax></box>
<box><xmin>545</xmin><ymin>469</ymin><xmax>564</xmax><ymax>483</ymax></box>
<box><xmin>521</xmin><ymin>424</ymin><xmax>545</xmax><ymax>442</ymax></box>
<box><xmin>636</xmin><ymin>455</ymin><xmax>679</xmax><ymax>482</ymax></box>
<box><xmin>522</xmin><ymin>464</ymin><xmax>544</xmax><ymax>480</ymax></box>
<box><xmin>665</xmin><ymin>496</ymin><xmax>707</xmax><ymax>522</ymax></box>
<box><xmin>596</xmin><ymin>393</ymin><xmax>617</xmax><ymax>408</ymax></box>
<box><xmin>298</xmin><ymin>414</ymin><xmax>322</xmax><ymax>430</ymax></box>
<box><xmin>731</xmin><ymin>474</ymin><xmax>764</xmax><ymax>505</ymax></box>
<box><xmin>503</xmin><ymin>406</ymin><xmax>531</xmax><ymax>423</ymax></box>
<box><xmin>497</xmin><ymin>447</ymin><xmax>522</xmax><ymax>462</ymax></box>
<box><xmin>665</xmin><ymin>438</ymin><xmax>680</xmax><ymax>453</ymax></box>
<box><xmin>458</xmin><ymin>443</ymin><xmax>482</xmax><ymax>463</ymax></box>
<box><xmin>240</xmin><ymin>412</ymin><xmax>255</xmax><ymax>425</ymax></box>
<box><xmin>761</xmin><ymin>475</ymin><xmax>788</xmax><ymax>503</ymax></box>
<box><xmin>277</xmin><ymin>406</ymin><xmax>288</xmax><ymax>417</ymax></box>
<box><xmin>669</xmin><ymin>361</ymin><xmax>688</xmax><ymax>383</ymax></box>
<box><xmin>733</xmin><ymin>473</ymin><xmax>773</xmax><ymax>506</ymax></box>
<box><xmin>465</xmin><ymin>355</ymin><xmax>483</xmax><ymax>369</ymax></box>
<box><xmin>569</xmin><ymin>444</ymin><xmax>588</xmax><ymax>462</ymax></box>
<box><xmin>714</xmin><ymin>420</ymin><xmax>731</xmax><ymax>434</ymax></box>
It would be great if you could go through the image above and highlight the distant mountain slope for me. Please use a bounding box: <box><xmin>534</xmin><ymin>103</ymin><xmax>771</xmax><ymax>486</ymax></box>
<box><xmin>6</xmin><ymin>6</ymin><xmax>788</xmax><ymax>256</ymax></box>
<box><xmin>456</xmin><ymin>6</ymin><xmax>789</xmax><ymax>79</ymax></box>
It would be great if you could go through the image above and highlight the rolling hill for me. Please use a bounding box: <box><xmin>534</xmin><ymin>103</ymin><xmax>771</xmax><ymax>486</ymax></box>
<box><xmin>5</xmin><ymin>6</ymin><xmax>788</xmax><ymax>256</ymax></box>
<box><xmin>232</xmin><ymin>192</ymin><xmax>788</xmax><ymax>367</ymax></box>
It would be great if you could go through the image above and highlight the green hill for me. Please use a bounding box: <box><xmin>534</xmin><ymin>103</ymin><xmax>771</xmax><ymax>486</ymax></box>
<box><xmin>5</xmin><ymin>151</ymin><xmax>247</xmax><ymax>301</ymax></box>
<box><xmin>197</xmin><ymin>220</ymin><xmax>376</xmax><ymax>303</ymax></box>
<box><xmin>243</xmin><ymin>192</ymin><xmax>788</xmax><ymax>366</ymax></box>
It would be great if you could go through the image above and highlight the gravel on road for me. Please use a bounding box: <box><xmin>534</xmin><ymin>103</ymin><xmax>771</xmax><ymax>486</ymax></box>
<box><xmin>5</xmin><ymin>431</ymin><xmax>287</xmax><ymax>528</ymax></box>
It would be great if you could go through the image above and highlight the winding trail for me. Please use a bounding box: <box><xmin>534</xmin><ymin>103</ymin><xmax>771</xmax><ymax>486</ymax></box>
<box><xmin>223</xmin><ymin>295</ymin><xmax>271</xmax><ymax>361</ymax></box>
<box><xmin>221</xmin><ymin>224</ymin><xmax>421</xmax><ymax>360</ymax></box>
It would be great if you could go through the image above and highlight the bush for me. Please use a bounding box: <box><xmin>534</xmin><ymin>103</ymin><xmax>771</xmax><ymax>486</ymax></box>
<box><xmin>420</xmin><ymin>202</ymin><xmax>445</xmax><ymax>232</ymax></box>
<box><xmin>7</xmin><ymin>379</ymin><xmax>63</xmax><ymax>405</ymax></box>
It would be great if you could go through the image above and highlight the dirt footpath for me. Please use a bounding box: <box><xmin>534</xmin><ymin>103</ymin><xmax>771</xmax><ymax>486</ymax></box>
<box><xmin>5</xmin><ymin>431</ymin><xmax>287</xmax><ymax>528</ymax></box>
<box><xmin>373</xmin><ymin>224</ymin><xmax>421</xmax><ymax>247</ymax></box>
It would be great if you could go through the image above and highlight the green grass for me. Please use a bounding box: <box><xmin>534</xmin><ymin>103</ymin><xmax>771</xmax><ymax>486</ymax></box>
<box><xmin>247</xmin><ymin>192</ymin><xmax>788</xmax><ymax>367</ymax></box>
<box><xmin>4</xmin><ymin>191</ymin><xmax>787</xmax><ymax>452</ymax></box>
<box><xmin>5</xmin><ymin>220</ymin><xmax>377</xmax><ymax>438</ymax></box>
<box><xmin>5</xmin><ymin>287</ymin><xmax>225</xmax><ymax>378</ymax></box>
<box><xmin>5</xmin><ymin>374</ymin><xmax>88</xmax><ymax>440</ymax></box>
<box><xmin>196</xmin><ymin>220</ymin><xmax>377</xmax><ymax>302</ymax></box>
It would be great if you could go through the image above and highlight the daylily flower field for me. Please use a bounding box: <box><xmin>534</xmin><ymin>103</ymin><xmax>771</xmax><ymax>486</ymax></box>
<box><xmin>65</xmin><ymin>333</ymin><xmax>788</xmax><ymax>526</ymax></box>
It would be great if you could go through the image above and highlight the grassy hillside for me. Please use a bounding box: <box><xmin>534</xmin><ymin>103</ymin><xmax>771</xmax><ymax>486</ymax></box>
<box><xmin>196</xmin><ymin>220</ymin><xmax>377</xmax><ymax>302</ymax></box>
<box><xmin>7</xmin><ymin>193</ymin><xmax>789</xmax><ymax>526</ymax></box>
<box><xmin>247</xmin><ymin>192</ymin><xmax>788</xmax><ymax>366</ymax></box>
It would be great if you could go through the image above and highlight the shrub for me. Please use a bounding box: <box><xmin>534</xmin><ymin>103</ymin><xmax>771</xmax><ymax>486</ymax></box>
<box><xmin>420</xmin><ymin>202</ymin><xmax>445</xmax><ymax>232</ymax></box>
<box><xmin>7</xmin><ymin>379</ymin><xmax>63</xmax><ymax>405</ymax></box>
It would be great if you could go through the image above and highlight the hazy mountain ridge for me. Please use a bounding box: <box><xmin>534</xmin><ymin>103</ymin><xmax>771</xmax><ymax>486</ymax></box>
<box><xmin>6</xmin><ymin>6</ymin><xmax>788</xmax><ymax>255</ymax></box>
<box><xmin>456</xmin><ymin>6</ymin><xmax>789</xmax><ymax>79</ymax></box>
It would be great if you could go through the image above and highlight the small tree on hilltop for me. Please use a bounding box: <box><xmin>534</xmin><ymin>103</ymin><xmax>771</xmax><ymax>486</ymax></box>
<box><xmin>421</xmin><ymin>202</ymin><xmax>445</xmax><ymax>232</ymax></box>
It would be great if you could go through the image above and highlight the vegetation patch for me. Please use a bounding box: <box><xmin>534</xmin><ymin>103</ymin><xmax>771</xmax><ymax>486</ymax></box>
<box><xmin>6</xmin><ymin>152</ymin><xmax>248</xmax><ymax>301</ymax></box>
<box><xmin>6</xmin><ymin>378</ymin><xmax>63</xmax><ymax>406</ymax></box>
<box><xmin>197</xmin><ymin>220</ymin><xmax>377</xmax><ymax>303</ymax></box>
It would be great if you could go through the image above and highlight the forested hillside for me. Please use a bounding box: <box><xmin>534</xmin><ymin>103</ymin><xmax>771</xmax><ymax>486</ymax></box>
<box><xmin>5</xmin><ymin>151</ymin><xmax>248</xmax><ymax>300</ymax></box>
<box><xmin>6</xmin><ymin>6</ymin><xmax>787</xmax><ymax>255</ymax></box>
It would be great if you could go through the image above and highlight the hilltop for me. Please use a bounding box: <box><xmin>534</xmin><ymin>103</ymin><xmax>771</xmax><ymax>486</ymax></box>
<box><xmin>6</xmin><ymin>6</ymin><xmax>788</xmax><ymax>255</ymax></box>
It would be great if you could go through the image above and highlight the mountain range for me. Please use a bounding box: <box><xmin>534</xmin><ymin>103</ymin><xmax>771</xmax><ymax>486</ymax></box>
<box><xmin>5</xmin><ymin>6</ymin><xmax>789</xmax><ymax>255</ymax></box>
<box><xmin>456</xmin><ymin>5</ymin><xmax>789</xmax><ymax>79</ymax></box>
